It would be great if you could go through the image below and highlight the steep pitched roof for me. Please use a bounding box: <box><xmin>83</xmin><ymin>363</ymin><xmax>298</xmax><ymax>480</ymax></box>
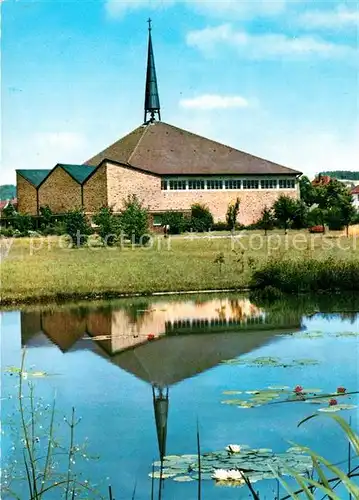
<box><xmin>17</xmin><ymin>169</ymin><xmax>51</xmax><ymax>187</ymax></box>
<box><xmin>59</xmin><ymin>164</ymin><xmax>96</xmax><ymax>184</ymax></box>
<box><xmin>85</xmin><ymin>121</ymin><xmax>301</xmax><ymax>176</ymax></box>
<box><xmin>351</xmin><ymin>185</ymin><xmax>359</xmax><ymax>195</ymax></box>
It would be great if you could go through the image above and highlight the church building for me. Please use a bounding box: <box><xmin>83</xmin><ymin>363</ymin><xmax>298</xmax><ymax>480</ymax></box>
<box><xmin>16</xmin><ymin>22</ymin><xmax>301</xmax><ymax>227</ymax></box>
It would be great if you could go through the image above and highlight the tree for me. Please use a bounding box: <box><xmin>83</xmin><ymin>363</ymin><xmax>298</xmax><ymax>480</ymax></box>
<box><xmin>120</xmin><ymin>195</ymin><xmax>149</xmax><ymax>245</ymax></box>
<box><xmin>258</xmin><ymin>206</ymin><xmax>275</xmax><ymax>236</ymax></box>
<box><xmin>226</xmin><ymin>198</ymin><xmax>240</xmax><ymax>232</ymax></box>
<box><xmin>190</xmin><ymin>203</ymin><xmax>213</xmax><ymax>232</ymax></box>
<box><xmin>161</xmin><ymin>211</ymin><xmax>188</xmax><ymax>235</ymax></box>
<box><xmin>338</xmin><ymin>195</ymin><xmax>356</xmax><ymax>237</ymax></box>
<box><xmin>299</xmin><ymin>176</ymin><xmax>316</xmax><ymax>206</ymax></box>
<box><xmin>2</xmin><ymin>202</ymin><xmax>17</xmax><ymax>218</ymax></box>
<box><xmin>93</xmin><ymin>206</ymin><xmax>121</xmax><ymax>246</ymax></box>
<box><xmin>273</xmin><ymin>196</ymin><xmax>297</xmax><ymax>234</ymax></box>
<box><xmin>291</xmin><ymin>200</ymin><xmax>309</xmax><ymax>229</ymax></box>
<box><xmin>64</xmin><ymin>209</ymin><xmax>91</xmax><ymax>247</ymax></box>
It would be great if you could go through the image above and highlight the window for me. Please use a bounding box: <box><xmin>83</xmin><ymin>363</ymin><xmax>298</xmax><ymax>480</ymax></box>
<box><xmin>243</xmin><ymin>179</ymin><xmax>259</xmax><ymax>189</ymax></box>
<box><xmin>225</xmin><ymin>179</ymin><xmax>241</xmax><ymax>190</ymax></box>
<box><xmin>169</xmin><ymin>180</ymin><xmax>187</xmax><ymax>190</ymax></box>
<box><xmin>207</xmin><ymin>179</ymin><xmax>223</xmax><ymax>189</ymax></box>
<box><xmin>261</xmin><ymin>179</ymin><xmax>277</xmax><ymax>189</ymax></box>
<box><xmin>188</xmin><ymin>179</ymin><xmax>205</xmax><ymax>190</ymax></box>
<box><xmin>153</xmin><ymin>214</ymin><xmax>163</xmax><ymax>226</ymax></box>
<box><xmin>161</xmin><ymin>180</ymin><xmax>168</xmax><ymax>190</ymax></box>
<box><xmin>279</xmin><ymin>179</ymin><xmax>296</xmax><ymax>189</ymax></box>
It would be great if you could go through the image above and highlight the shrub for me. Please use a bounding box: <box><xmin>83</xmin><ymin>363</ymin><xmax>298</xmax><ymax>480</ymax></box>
<box><xmin>161</xmin><ymin>211</ymin><xmax>189</xmax><ymax>235</ymax></box>
<box><xmin>120</xmin><ymin>195</ymin><xmax>150</xmax><ymax>245</ymax></box>
<box><xmin>212</xmin><ymin>221</ymin><xmax>230</xmax><ymax>231</ymax></box>
<box><xmin>93</xmin><ymin>206</ymin><xmax>121</xmax><ymax>246</ymax></box>
<box><xmin>251</xmin><ymin>257</ymin><xmax>359</xmax><ymax>294</ymax></box>
<box><xmin>2</xmin><ymin>202</ymin><xmax>17</xmax><ymax>218</ymax></box>
<box><xmin>64</xmin><ymin>209</ymin><xmax>91</xmax><ymax>247</ymax></box>
<box><xmin>226</xmin><ymin>198</ymin><xmax>240</xmax><ymax>231</ymax></box>
<box><xmin>0</xmin><ymin>226</ymin><xmax>14</xmax><ymax>237</ymax></box>
<box><xmin>190</xmin><ymin>203</ymin><xmax>213</xmax><ymax>232</ymax></box>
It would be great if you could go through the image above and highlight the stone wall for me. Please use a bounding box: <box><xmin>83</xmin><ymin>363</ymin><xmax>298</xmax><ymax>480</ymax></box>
<box><xmin>83</xmin><ymin>164</ymin><xmax>108</xmax><ymax>213</ymax></box>
<box><xmin>38</xmin><ymin>166</ymin><xmax>82</xmax><ymax>213</ymax></box>
<box><xmin>17</xmin><ymin>174</ymin><xmax>38</xmax><ymax>215</ymax></box>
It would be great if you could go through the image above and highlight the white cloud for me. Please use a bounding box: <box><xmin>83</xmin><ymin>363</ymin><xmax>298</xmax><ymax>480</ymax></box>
<box><xmin>298</xmin><ymin>5</ymin><xmax>359</xmax><ymax>29</ymax></box>
<box><xmin>179</xmin><ymin>94</ymin><xmax>250</xmax><ymax>110</ymax></box>
<box><xmin>186</xmin><ymin>23</ymin><xmax>357</xmax><ymax>60</ymax></box>
<box><xmin>105</xmin><ymin>0</ymin><xmax>301</xmax><ymax>19</ymax></box>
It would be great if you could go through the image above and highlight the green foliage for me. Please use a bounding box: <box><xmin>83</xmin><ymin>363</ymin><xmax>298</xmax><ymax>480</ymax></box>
<box><xmin>190</xmin><ymin>203</ymin><xmax>214</xmax><ymax>232</ymax></box>
<box><xmin>319</xmin><ymin>170</ymin><xmax>359</xmax><ymax>180</ymax></box>
<box><xmin>291</xmin><ymin>200</ymin><xmax>309</xmax><ymax>229</ymax></box>
<box><xmin>93</xmin><ymin>206</ymin><xmax>121</xmax><ymax>246</ymax></box>
<box><xmin>39</xmin><ymin>205</ymin><xmax>53</xmax><ymax>226</ymax></box>
<box><xmin>299</xmin><ymin>176</ymin><xmax>317</xmax><ymax>206</ymax></box>
<box><xmin>252</xmin><ymin>257</ymin><xmax>359</xmax><ymax>294</ymax></box>
<box><xmin>273</xmin><ymin>196</ymin><xmax>298</xmax><ymax>233</ymax></box>
<box><xmin>226</xmin><ymin>197</ymin><xmax>240</xmax><ymax>231</ymax></box>
<box><xmin>0</xmin><ymin>184</ymin><xmax>16</xmax><ymax>201</ymax></box>
<box><xmin>161</xmin><ymin>211</ymin><xmax>189</xmax><ymax>234</ymax></box>
<box><xmin>257</xmin><ymin>206</ymin><xmax>275</xmax><ymax>235</ymax></box>
<box><xmin>212</xmin><ymin>221</ymin><xmax>230</xmax><ymax>231</ymax></box>
<box><xmin>64</xmin><ymin>209</ymin><xmax>91</xmax><ymax>247</ymax></box>
<box><xmin>120</xmin><ymin>195</ymin><xmax>150</xmax><ymax>245</ymax></box>
<box><xmin>2</xmin><ymin>202</ymin><xmax>17</xmax><ymax>218</ymax></box>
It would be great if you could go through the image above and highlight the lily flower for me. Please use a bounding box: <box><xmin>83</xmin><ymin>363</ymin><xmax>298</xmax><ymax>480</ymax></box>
<box><xmin>337</xmin><ymin>387</ymin><xmax>346</xmax><ymax>394</ymax></box>
<box><xmin>227</xmin><ymin>470</ymin><xmax>245</xmax><ymax>482</ymax></box>
<box><xmin>226</xmin><ymin>444</ymin><xmax>241</xmax><ymax>453</ymax></box>
<box><xmin>329</xmin><ymin>399</ymin><xmax>338</xmax><ymax>406</ymax></box>
<box><xmin>294</xmin><ymin>385</ymin><xmax>303</xmax><ymax>394</ymax></box>
<box><xmin>212</xmin><ymin>469</ymin><xmax>229</xmax><ymax>481</ymax></box>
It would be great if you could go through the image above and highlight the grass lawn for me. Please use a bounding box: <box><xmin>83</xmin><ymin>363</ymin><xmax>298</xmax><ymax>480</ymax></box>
<box><xmin>1</xmin><ymin>229</ymin><xmax>358</xmax><ymax>305</ymax></box>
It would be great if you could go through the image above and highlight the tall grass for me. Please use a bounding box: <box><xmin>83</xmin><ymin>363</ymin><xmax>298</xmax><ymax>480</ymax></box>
<box><xmin>252</xmin><ymin>257</ymin><xmax>359</xmax><ymax>294</ymax></box>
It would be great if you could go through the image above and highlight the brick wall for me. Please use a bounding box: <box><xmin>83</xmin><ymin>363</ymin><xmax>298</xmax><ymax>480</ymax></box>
<box><xmin>38</xmin><ymin>166</ymin><xmax>82</xmax><ymax>213</ymax></box>
<box><xmin>156</xmin><ymin>189</ymin><xmax>299</xmax><ymax>225</ymax></box>
<box><xmin>85</xmin><ymin>161</ymin><xmax>300</xmax><ymax>225</ymax></box>
<box><xmin>105</xmin><ymin>162</ymin><xmax>161</xmax><ymax>211</ymax></box>
<box><xmin>83</xmin><ymin>164</ymin><xmax>108</xmax><ymax>213</ymax></box>
<box><xmin>17</xmin><ymin>174</ymin><xmax>38</xmax><ymax>215</ymax></box>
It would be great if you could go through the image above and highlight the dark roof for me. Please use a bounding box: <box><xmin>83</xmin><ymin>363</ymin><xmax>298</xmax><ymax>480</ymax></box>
<box><xmin>85</xmin><ymin>121</ymin><xmax>301</xmax><ymax>176</ymax></box>
<box><xmin>17</xmin><ymin>169</ymin><xmax>51</xmax><ymax>187</ymax></box>
<box><xmin>58</xmin><ymin>164</ymin><xmax>96</xmax><ymax>184</ymax></box>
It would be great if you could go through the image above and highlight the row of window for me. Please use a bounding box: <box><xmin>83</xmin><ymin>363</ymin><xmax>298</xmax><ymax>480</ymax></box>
<box><xmin>161</xmin><ymin>178</ymin><xmax>296</xmax><ymax>191</ymax></box>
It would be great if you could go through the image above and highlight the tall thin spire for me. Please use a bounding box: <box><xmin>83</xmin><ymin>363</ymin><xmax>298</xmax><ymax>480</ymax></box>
<box><xmin>144</xmin><ymin>18</ymin><xmax>161</xmax><ymax>124</ymax></box>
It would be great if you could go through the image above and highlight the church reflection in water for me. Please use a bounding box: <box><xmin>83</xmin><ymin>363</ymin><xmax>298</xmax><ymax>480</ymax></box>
<box><xmin>21</xmin><ymin>296</ymin><xmax>301</xmax><ymax>464</ymax></box>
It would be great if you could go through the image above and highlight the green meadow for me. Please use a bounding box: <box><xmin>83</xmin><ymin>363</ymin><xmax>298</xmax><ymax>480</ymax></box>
<box><xmin>1</xmin><ymin>229</ymin><xmax>358</xmax><ymax>305</ymax></box>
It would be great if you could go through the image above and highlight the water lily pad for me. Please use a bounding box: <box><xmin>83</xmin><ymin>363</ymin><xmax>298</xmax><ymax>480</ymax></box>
<box><xmin>149</xmin><ymin>471</ymin><xmax>174</xmax><ymax>479</ymax></box>
<box><xmin>173</xmin><ymin>476</ymin><xmax>194</xmax><ymax>482</ymax></box>
<box><xmin>223</xmin><ymin>391</ymin><xmax>243</xmax><ymax>395</ymax></box>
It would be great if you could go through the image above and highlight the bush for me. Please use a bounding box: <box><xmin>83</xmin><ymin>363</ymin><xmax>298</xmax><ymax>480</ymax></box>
<box><xmin>251</xmin><ymin>257</ymin><xmax>359</xmax><ymax>294</ymax></box>
<box><xmin>64</xmin><ymin>209</ymin><xmax>91</xmax><ymax>247</ymax></box>
<box><xmin>273</xmin><ymin>195</ymin><xmax>298</xmax><ymax>233</ymax></box>
<box><xmin>212</xmin><ymin>221</ymin><xmax>230</xmax><ymax>231</ymax></box>
<box><xmin>93</xmin><ymin>206</ymin><xmax>121</xmax><ymax>246</ymax></box>
<box><xmin>0</xmin><ymin>226</ymin><xmax>14</xmax><ymax>237</ymax></box>
<box><xmin>161</xmin><ymin>211</ymin><xmax>189</xmax><ymax>235</ymax></box>
<box><xmin>257</xmin><ymin>206</ymin><xmax>275</xmax><ymax>235</ymax></box>
<box><xmin>120</xmin><ymin>195</ymin><xmax>150</xmax><ymax>245</ymax></box>
<box><xmin>190</xmin><ymin>203</ymin><xmax>213</xmax><ymax>232</ymax></box>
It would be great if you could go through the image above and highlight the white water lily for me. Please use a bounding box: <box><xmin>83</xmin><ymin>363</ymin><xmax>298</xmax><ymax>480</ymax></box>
<box><xmin>226</xmin><ymin>444</ymin><xmax>241</xmax><ymax>453</ymax></box>
<box><xmin>212</xmin><ymin>469</ymin><xmax>229</xmax><ymax>481</ymax></box>
<box><xmin>227</xmin><ymin>469</ymin><xmax>245</xmax><ymax>482</ymax></box>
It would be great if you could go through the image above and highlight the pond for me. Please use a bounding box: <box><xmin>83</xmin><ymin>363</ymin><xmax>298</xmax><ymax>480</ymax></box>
<box><xmin>1</xmin><ymin>293</ymin><xmax>359</xmax><ymax>499</ymax></box>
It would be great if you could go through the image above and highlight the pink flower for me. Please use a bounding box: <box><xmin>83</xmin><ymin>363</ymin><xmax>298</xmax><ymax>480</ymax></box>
<box><xmin>337</xmin><ymin>387</ymin><xmax>346</xmax><ymax>394</ymax></box>
<box><xmin>329</xmin><ymin>399</ymin><xmax>338</xmax><ymax>406</ymax></box>
<box><xmin>147</xmin><ymin>334</ymin><xmax>155</xmax><ymax>341</ymax></box>
<box><xmin>294</xmin><ymin>385</ymin><xmax>303</xmax><ymax>394</ymax></box>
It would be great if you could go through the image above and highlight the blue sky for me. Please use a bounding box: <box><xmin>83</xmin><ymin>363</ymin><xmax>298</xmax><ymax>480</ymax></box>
<box><xmin>2</xmin><ymin>0</ymin><xmax>358</xmax><ymax>184</ymax></box>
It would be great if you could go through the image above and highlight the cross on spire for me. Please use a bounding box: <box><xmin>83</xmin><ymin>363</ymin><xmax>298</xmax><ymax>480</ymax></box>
<box><xmin>144</xmin><ymin>19</ymin><xmax>161</xmax><ymax>123</ymax></box>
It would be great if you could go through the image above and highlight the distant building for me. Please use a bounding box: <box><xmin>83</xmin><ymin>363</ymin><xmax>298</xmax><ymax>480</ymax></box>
<box><xmin>351</xmin><ymin>186</ymin><xmax>359</xmax><ymax>210</ymax></box>
<box><xmin>16</xmin><ymin>22</ymin><xmax>301</xmax><ymax>227</ymax></box>
<box><xmin>312</xmin><ymin>175</ymin><xmax>332</xmax><ymax>187</ymax></box>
